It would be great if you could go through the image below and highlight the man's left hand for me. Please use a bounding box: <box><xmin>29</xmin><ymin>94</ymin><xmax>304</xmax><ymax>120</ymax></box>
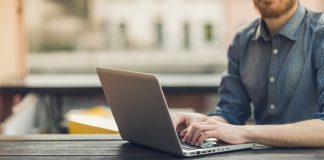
<box><xmin>182</xmin><ymin>119</ymin><xmax>250</xmax><ymax>146</ymax></box>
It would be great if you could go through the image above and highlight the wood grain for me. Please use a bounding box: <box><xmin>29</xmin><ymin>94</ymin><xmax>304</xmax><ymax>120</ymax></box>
<box><xmin>0</xmin><ymin>134</ymin><xmax>323</xmax><ymax>160</ymax></box>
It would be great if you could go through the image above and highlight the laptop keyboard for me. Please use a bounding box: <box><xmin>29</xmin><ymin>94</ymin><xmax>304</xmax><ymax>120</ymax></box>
<box><xmin>181</xmin><ymin>141</ymin><xmax>222</xmax><ymax>150</ymax></box>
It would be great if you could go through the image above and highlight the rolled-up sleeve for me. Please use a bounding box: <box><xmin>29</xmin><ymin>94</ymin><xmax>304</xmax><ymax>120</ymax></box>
<box><xmin>316</xmin><ymin>65</ymin><xmax>324</xmax><ymax>120</ymax></box>
<box><xmin>315</xmin><ymin>28</ymin><xmax>324</xmax><ymax>120</ymax></box>
<box><xmin>208</xmin><ymin>33</ymin><xmax>251</xmax><ymax>125</ymax></box>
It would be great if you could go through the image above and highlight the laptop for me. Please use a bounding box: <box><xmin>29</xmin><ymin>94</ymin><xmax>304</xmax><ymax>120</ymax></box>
<box><xmin>97</xmin><ymin>68</ymin><xmax>254</xmax><ymax>157</ymax></box>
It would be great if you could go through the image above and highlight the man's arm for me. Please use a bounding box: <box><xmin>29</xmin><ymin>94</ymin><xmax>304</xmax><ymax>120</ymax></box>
<box><xmin>186</xmin><ymin>119</ymin><xmax>324</xmax><ymax>147</ymax></box>
<box><xmin>244</xmin><ymin>119</ymin><xmax>324</xmax><ymax>147</ymax></box>
<box><xmin>208</xmin><ymin>31</ymin><xmax>252</xmax><ymax>125</ymax></box>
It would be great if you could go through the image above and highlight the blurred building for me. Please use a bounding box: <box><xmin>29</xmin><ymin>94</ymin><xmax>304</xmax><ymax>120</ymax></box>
<box><xmin>27</xmin><ymin>0</ymin><xmax>227</xmax><ymax>52</ymax></box>
<box><xmin>92</xmin><ymin>0</ymin><xmax>226</xmax><ymax>51</ymax></box>
<box><xmin>25</xmin><ymin>0</ymin><xmax>324</xmax><ymax>74</ymax></box>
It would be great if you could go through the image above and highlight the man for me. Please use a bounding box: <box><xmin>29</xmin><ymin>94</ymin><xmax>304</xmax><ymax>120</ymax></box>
<box><xmin>173</xmin><ymin>0</ymin><xmax>324</xmax><ymax>147</ymax></box>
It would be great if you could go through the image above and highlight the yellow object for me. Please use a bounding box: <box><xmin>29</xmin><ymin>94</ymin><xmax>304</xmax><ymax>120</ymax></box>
<box><xmin>79</xmin><ymin>106</ymin><xmax>113</xmax><ymax>117</ymax></box>
<box><xmin>66</xmin><ymin>106</ymin><xmax>119</xmax><ymax>134</ymax></box>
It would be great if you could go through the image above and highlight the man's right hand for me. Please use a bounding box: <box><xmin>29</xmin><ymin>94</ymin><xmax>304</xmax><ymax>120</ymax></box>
<box><xmin>171</xmin><ymin>112</ymin><xmax>208</xmax><ymax>138</ymax></box>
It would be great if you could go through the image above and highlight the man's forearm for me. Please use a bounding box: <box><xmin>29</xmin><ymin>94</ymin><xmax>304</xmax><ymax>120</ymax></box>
<box><xmin>243</xmin><ymin>119</ymin><xmax>324</xmax><ymax>147</ymax></box>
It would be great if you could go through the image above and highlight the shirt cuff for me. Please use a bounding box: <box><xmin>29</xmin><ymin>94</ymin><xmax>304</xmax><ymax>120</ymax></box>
<box><xmin>208</xmin><ymin>106</ymin><xmax>245</xmax><ymax>125</ymax></box>
<box><xmin>315</xmin><ymin>112</ymin><xmax>324</xmax><ymax>120</ymax></box>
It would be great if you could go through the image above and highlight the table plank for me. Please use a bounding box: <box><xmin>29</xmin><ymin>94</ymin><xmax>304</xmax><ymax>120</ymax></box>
<box><xmin>0</xmin><ymin>134</ymin><xmax>323</xmax><ymax>160</ymax></box>
<box><xmin>0</xmin><ymin>154</ymin><xmax>321</xmax><ymax>160</ymax></box>
<box><xmin>0</xmin><ymin>134</ymin><xmax>122</xmax><ymax>141</ymax></box>
<box><xmin>0</xmin><ymin>140</ymin><xmax>175</xmax><ymax>158</ymax></box>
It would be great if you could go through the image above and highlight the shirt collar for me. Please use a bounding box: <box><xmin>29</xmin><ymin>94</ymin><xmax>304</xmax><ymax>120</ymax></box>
<box><xmin>253</xmin><ymin>19</ymin><xmax>271</xmax><ymax>41</ymax></box>
<box><xmin>253</xmin><ymin>4</ymin><xmax>306</xmax><ymax>41</ymax></box>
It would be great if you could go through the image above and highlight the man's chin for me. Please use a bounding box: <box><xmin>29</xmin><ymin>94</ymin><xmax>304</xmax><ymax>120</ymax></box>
<box><xmin>255</xmin><ymin>0</ymin><xmax>297</xmax><ymax>19</ymax></box>
<box><xmin>260</xmin><ymin>12</ymin><xmax>284</xmax><ymax>19</ymax></box>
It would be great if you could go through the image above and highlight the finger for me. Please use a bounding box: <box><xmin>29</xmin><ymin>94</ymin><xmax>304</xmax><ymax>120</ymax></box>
<box><xmin>182</xmin><ymin>124</ymin><xmax>193</xmax><ymax>142</ymax></box>
<box><xmin>176</xmin><ymin>123</ymin><xmax>188</xmax><ymax>134</ymax></box>
<box><xmin>186</xmin><ymin>122</ymin><xmax>210</xmax><ymax>144</ymax></box>
<box><xmin>190</xmin><ymin>124</ymin><xmax>206</xmax><ymax>145</ymax></box>
<box><xmin>186</xmin><ymin>124</ymin><xmax>197</xmax><ymax>144</ymax></box>
<box><xmin>179</xmin><ymin>128</ymin><xmax>188</xmax><ymax>137</ymax></box>
<box><xmin>196</xmin><ymin>131</ymin><xmax>217</xmax><ymax>146</ymax></box>
<box><xmin>172</xmin><ymin>116</ymin><xmax>188</xmax><ymax>133</ymax></box>
<box><xmin>182</xmin><ymin>130</ymin><xmax>189</xmax><ymax>142</ymax></box>
<box><xmin>190</xmin><ymin>125</ymin><xmax>215</xmax><ymax>146</ymax></box>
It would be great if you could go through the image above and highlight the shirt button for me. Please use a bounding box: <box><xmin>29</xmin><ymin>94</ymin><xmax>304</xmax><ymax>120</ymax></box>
<box><xmin>269</xmin><ymin>77</ymin><xmax>275</xmax><ymax>83</ymax></box>
<box><xmin>270</xmin><ymin>104</ymin><xmax>276</xmax><ymax>110</ymax></box>
<box><xmin>272</xmin><ymin>49</ymin><xmax>278</xmax><ymax>55</ymax></box>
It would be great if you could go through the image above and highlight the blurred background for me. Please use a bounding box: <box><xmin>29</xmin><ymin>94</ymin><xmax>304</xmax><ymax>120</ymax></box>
<box><xmin>24</xmin><ymin>0</ymin><xmax>324</xmax><ymax>74</ymax></box>
<box><xmin>0</xmin><ymin>0</ymin><xmax>323</xmax><ymax>134</ymax></box>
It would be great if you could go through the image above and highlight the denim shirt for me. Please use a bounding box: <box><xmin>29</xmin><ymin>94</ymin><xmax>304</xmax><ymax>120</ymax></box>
<box><xmin>209</xmin><ymin>5</ymin><xmax>324</xmax><ymax>125</ymax></box>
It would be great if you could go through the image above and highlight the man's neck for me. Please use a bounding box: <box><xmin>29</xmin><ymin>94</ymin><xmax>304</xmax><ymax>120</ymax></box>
<box><xmin>264</xmin><ymin>3</ymin><xmax>299</xmax><ymax>36</ymax></box>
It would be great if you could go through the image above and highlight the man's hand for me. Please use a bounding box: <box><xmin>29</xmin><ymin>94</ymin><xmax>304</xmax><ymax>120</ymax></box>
<box><xmin>182</xmin><ymin>119</ymin><xmax>249</xmax><ymax>146</ymax></box>
<box><xmin>171</xmin><ymin>112</ymin><xmax>208</xmax><ymax>138</ymax></box>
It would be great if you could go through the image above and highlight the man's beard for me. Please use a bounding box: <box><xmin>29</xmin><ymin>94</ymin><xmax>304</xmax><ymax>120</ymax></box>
<box><xmin>254</xmin><ymin>0</ymin><xmax>297</xmax><ymax>19</ymax></box>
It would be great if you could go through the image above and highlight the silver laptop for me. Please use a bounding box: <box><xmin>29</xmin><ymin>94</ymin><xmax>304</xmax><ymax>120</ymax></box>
<box><xmin>97</xmin><ymin>68</ymin><xmax>254</xmax><ymax>157</ymax></box>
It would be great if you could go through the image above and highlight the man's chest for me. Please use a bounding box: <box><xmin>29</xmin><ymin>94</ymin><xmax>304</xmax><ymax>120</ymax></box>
<box><xmin>239</xmin><ymin>36</ymin><xmax>311</xmax><ymax>111</ymax></box>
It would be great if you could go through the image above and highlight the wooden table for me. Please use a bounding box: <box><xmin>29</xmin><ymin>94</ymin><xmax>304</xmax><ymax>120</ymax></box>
<box><xmin>0</xmin><ymin>134</ymin><xmax>323</xmax><ymax>160</ymax></box>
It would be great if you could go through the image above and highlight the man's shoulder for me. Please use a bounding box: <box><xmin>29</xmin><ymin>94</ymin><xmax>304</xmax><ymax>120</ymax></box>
<box><xmin>307</xmin><ymin>10</ymin><xmax>324</xmax><ymax>36</ymax></box>
<box><xmin>307</xmin><ymin>10</ymin><xmax>324</xmax><ymax>45</ymax></box>
<box><xmin>306</xmin><ymin>10</ymin><xmax>324</xmax><ymax>66</ymax></box>
<box><xmin>307</xmin><ymin>9</ymin><xmax>324</xmax><ymax>27</ymax></box>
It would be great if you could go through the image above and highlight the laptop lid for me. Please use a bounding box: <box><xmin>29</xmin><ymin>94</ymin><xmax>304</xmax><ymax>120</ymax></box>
<box><xmin>97</xmin><ymin>68</ymin><xmax>183</xmax><ymax>156</ymax></box>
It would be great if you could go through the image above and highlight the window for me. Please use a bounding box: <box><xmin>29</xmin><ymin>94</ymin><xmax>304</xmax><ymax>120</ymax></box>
<box><xmin>183</xmin><ymin>22</ymin><xmax>190</xmax><ymax>50</ymax></box>
<box><xmin>204</xmin><ymin>23</ymin><xmax>214</xmax><ymax>43</ymax></box>
<box><xmin>119</xmin><ymin>22</ymin><xmax>129</xmax><ymax>49</ymax></box>
<box><xmin>155</xmin><ymin>21</ymin><xmax>164</xmax><ymax>49</ymax></box>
